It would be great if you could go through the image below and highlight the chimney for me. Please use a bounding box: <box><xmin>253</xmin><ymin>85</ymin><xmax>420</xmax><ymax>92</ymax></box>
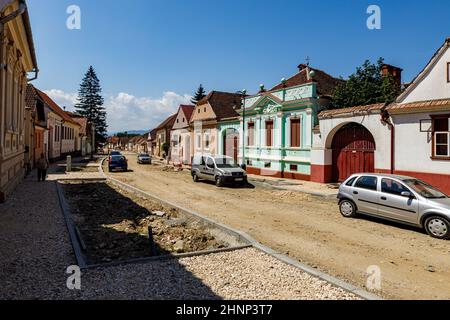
<box><xmin>381</xmin><ymin>64</ymin><xmax>403</xmax><ymax>90</ymax></box>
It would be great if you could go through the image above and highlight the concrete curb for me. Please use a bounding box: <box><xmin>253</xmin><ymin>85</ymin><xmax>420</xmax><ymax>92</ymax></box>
<box><xmin>99</xmin><ymin>158</ymin><xmax>383</xmax><ymax>300</ymax></box>
<box><xmin>55</xmin><ymin>181</ymin><xmax>88</xmax><ymax>269</ymax></box>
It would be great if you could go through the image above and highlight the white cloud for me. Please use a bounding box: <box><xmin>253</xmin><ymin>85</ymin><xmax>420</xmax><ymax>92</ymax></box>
<box><xmin>44</xmin><ymin>89</ymin><xmax>192</xmax><ymax>134</ymax></box>
<box><xmin>44</xmin><ymin>89</ymin><xmax>78</xmax><ymax>111</ymax></box>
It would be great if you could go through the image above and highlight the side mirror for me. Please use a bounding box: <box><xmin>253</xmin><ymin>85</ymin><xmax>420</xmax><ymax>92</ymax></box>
<box><xmin>401</xmin><ymin>191</ymin><xmax>412</xmax><ymax>198</ymax></box>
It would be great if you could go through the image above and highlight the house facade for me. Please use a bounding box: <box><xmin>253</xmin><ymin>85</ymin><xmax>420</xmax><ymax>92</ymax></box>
<box><xmin>25</xmin><ymin>84</ymin><xmax>47</xmax><ymax>171</ymax></box>
<box><xmin>190</xmin><ymin>91</ymin><xmax>241</xmax><ymax>160</ymax></box>
<box><xmin>153</xmin><ymin>114</ymin><xmax>177</xmax><ymax>158</ymax></box>
<box><xmin>311</xmin><ymin>38</ymin><xmax>450</xmax><ymax>195</ymax></box>
<box><xmin>170</xmin><ymin>104</ymin><xmax>194</xmax><ymax>165</ymax></box>
<box><xmin>0</xmin><ymin>0</ymin><xmax>38</xmax><ymax>201</ymax></box>
<box><xmin>34</xmin><ymin>89</ymin><xmax>81</xmax><ymax>161</ymax></box>
<box><xmin>239</xmin><ymin>64</ymin><xmax>342</xmax><ymax>180</ymax></box>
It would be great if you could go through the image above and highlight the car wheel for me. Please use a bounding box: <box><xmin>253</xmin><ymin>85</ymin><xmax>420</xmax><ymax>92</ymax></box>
<box><xmin>215</xmin><ymin>176</ymin><xmax>223</xmax><ymax>187</ymax></box>
<box><xmin>424</xmin><ymin>216</ymin><xmax>450</xmax><ymax>239</ymax></box>
<box><xmin>339</xmin><ymin>200</ymin><xmax>357</xmax><ymax>218</ymax></box>
<box><xmin>192</xmin><ymin>173</ymin><xmax>199</xmax><ymax>182</ymax></box>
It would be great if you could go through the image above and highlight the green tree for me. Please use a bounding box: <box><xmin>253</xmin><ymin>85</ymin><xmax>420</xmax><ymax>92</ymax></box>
<box><xmin>331</xmin><ymin>58</ymin><xmax>400</xmax><ymax>109</ymax></box>
<box><xmin>75</xmin><ymin>66</ymin><xmax>108</xmax><ymax>143</ymax></box>
<box><xmin>190</xmin><ymin>84</ymin><xmax>207</xmax><ymax>105</ymax></box>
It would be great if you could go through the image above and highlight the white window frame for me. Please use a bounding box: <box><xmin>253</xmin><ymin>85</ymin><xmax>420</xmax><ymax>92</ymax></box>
<box><xmin>435</xmin><ymin>132</ymin><xmax>450</xmax><ymax>157</ymax></box>
<box><xmin>204</xmin><ymin>131</ymin><xmax>210</xmax><ymax>150</ymax></box>
<box><xmin>434</xmin><ymin>118</ymin><xmax>450</xmax><ymax>157</ymax></box>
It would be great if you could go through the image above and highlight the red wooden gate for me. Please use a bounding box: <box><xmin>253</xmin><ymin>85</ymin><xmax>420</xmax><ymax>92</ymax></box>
<box><xmin>332</xmin><ymin>123</ymin><xmax>375</xmax><ymax>182</ymax></box>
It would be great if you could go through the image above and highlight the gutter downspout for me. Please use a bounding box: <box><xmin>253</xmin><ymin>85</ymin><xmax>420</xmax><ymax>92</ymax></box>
<box><xmin>0</xmin><ymin>2</ymin><xmax>39</xmax><ymax>81</ymax></box>
<box><xmin>381</xmin><ymin>108</ymin><xmax>395</xmax><ymax>174</ymax></box>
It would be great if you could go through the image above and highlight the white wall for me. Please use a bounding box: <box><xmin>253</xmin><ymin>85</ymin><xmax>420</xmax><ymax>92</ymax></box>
<box><xmin>392</xmin><ymin>112</ymin><xmax>450</xmax><ymax>174</ymax></box>
<box><xmin>400</xmin><ymin>45</ymin><xmax>450</xmax><ymax>103</ymax></box>
<box><xmin>312</xmin><ymin>112</ymin><xmax>392</xmax><ymax>170</ymax></box>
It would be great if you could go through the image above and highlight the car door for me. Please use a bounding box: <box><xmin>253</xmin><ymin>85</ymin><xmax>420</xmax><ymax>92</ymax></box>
<box><xmin>352</xmin><ymin>176</ymin><xmax>379</xmax><ymax>215</ymax></box>
<box><xmin>204</xmin><ymin>157</ymin><xmax>216</xmax><ymax>181</ymax></box>
<box><xmin>379</xmin><ymin>178</ymin><xmax>419</xmax><ymax>224</ymax></box>
<box><xmin>197</xmin><ymin>156</ymin><xmax>207</xmax><ymax>179</ymax></box>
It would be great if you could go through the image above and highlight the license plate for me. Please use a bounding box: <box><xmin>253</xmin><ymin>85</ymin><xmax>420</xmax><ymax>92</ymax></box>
<box><xmin>235</xmin><ymin>178</ymin><xmax>243</xmax><ymax>182</ymax></box>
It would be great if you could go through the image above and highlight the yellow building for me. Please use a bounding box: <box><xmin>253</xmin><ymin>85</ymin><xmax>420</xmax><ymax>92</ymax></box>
<box><xmin>0</xmin><ymin>0</ymin><xmax>38</xmax><ymax>202</ymax></box>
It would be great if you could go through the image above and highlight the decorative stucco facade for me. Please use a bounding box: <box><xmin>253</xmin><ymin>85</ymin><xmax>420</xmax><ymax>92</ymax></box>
<box><xmin>238</xmin><ymin>65</ymin><xmax>342</xmax><ymax>180</ymax></box>
<box><xmin>0</xmin><ymin>0</ymin><xmax>38</xmax><ymax>202</ymax></box>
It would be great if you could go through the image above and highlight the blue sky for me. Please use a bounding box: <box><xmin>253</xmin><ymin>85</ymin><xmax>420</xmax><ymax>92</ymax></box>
<box><xmin>28</xmin><ymin>0</ymin><xmax>450</xmax><ymax>132</ymax></box>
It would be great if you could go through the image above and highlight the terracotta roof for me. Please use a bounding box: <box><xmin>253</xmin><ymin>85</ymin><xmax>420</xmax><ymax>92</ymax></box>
<box><xmin>270</xmin><ymin>65</ymin><xmax>344</xmax><ymax>96</ymax></box>
<box><xmin>387</xmin><ymin>99</ymin><xmax>450</xmax><ymax>114</ymax></box>
<box><xmin>180</xmin><ymin>104</ymin><xmax>195</xmax><ymax>122</ymax></box>
<box><xmin>155</xmin><ymin>113</ymin><xmax>177</xmax><ymax>131</ymax></box>
<box><xmin>35</xmin><ymin>88</ymin><xmax>80</xmax><ymax>126</ymax></box>
<box><xmin>197</xmin><ymin>91</ymin><xmax>241</xmax><ymax>121</ymax></box>
<box><xmin>318</xmin><ymin>103</ymin><xmax>386</xmax><ymax>119</ymax></box>
<box><xmin>149</xmin><ymin>129</ymin><xmax>157</xmax><ymax>141</ymax></box>
<box><xmin>72</xmin><ymin>117</ymin><xmax>88</xmax><ymax>135</ymax></box>
<box><xmin>25</xmin><ymin>84</ymin><xmax>38</xmax><ymax>110</ymax></box>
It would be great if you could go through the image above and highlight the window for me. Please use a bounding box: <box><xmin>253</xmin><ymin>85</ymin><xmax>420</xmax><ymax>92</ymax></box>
<box><xmin>381</xmin><ymin>179</ymin><xmax>411</xmax><ymax>196</ymax></box>
<box><xmin>205</xmin><ymin>133</ymin><xmax>210</xmax><ymax>149</ymax></box>
<box><xmin>290</xmin><ymin>164</ymin><xmax>298</xmax><ymax>171</ymax></box>
<box><xmin>354</xmin><ymin>176</ymin><xmax>378</xmax><ymax>191</ymax></box>
<box><xmin>206</xmin><ymin>158</ymin><xmax>215</xmax><ymax>168</ymax></box>
<box><xmin>346</xmin><ymin>176</ymin><xmax>358</xmax><ymax>187</ymax></box>
<box><xmin>447</xmin><ymin>62</ymin><xmax>450</xmax><ymax>83</ymax></box>
<box><xmin>204</xmin><ymin>107</ymin><xmax>207</xmax><ymax>113</ymax></box>
<box><xmin>290</xmin><ymin>118</ymin><xmax>301</xmax><ymax>148</ymax></box>
<box><xmin>432</xmin><ymin>116</ymin><xmax>450</xmax><ymax>158</ymax></box>
<box><xmin>196</xmin><ymin>134</ymin><xmax>201</xmax><ymax>149</ymax></box>
<box><xmin>248</xmin><ymin>122</ymin><xmax>255</xmax><ymax>146</ymax></box>
<box><xmin>264</xmin><ymin>162</ymin><xmax>271</xmax><ymax>168</ymax></box>
<box><xmin>266</xmin><ymin>121</ymin><xmax>274</xmax><ymax>147</ymax></box>
<box><xmin>198</xmin><ymin>109</ymin><xmax>200</xmax><ymax>114</ymax></box>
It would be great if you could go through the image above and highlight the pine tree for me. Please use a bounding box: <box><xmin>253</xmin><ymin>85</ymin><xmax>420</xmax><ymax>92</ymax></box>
<box><xmin>190</xmin><ymin>84</ymin><xmax>207</xmax><ymax>105</ymax></box>
<box><xmin>75</xmin><ymin>66</ymin><xmax>107</xmax><ymax>143</ymax></box>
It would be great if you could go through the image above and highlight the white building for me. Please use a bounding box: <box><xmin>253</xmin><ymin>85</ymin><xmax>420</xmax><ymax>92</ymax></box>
<box><xmin>170</xmin><ymin>105</ymin><xmax>194</xmax><ymax>165</ymax></box>
<box><xmin>311</xmin><ymin>38</ymin><xmax>450</xmax><ymax>195</ymax></box>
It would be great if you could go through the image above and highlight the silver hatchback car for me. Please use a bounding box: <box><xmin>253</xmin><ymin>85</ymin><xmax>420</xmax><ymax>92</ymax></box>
<box><xmin>337</xmin><ymin>174</ymin><xmax>450</xmax><ymax>239</ymax></box>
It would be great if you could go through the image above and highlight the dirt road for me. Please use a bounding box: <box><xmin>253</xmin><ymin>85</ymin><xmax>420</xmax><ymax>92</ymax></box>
<box><xmin>105</xmin><ymin>154</ymin><xmax>450</xmax><ymax>299</ymax></box>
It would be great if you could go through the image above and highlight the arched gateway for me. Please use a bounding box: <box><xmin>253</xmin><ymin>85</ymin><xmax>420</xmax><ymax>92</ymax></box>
<box><xmin>331</xmin><ymin>123</ymin><xmax>376</xmax><ymax>182</ymax></box>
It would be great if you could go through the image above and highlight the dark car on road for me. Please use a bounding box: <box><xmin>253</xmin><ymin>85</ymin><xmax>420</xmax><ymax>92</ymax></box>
<box><xmin>108</xmin><ymin>154</ymin><xmax>128</xmax><ymax>172</ymax></box>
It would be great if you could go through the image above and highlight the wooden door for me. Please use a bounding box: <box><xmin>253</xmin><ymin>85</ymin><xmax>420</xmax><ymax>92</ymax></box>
<box><xmin>332</xmin><ymin>123</ymin><xmax>375</xmax><ymax>182</ymax></box>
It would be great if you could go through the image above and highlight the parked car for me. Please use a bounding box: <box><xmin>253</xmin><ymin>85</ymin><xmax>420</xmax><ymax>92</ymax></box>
<box><xmin>191</xmin><ymin>155</ymin><xmax>247</xmax><ymax>187</ymax></box>
<box><xmin>108</xmin><ymin>154</ymin><xmax>128</xmax><ymax>172</ymax></box>
<box><xmin>137</xmin><ymin>153</ymin><xmax>151</xmax><ymax>164</ymax></box>
<box><xmin>337</xmin><ymin>173</ymin><xmax>450</xmax><ymax>239</ymax></box>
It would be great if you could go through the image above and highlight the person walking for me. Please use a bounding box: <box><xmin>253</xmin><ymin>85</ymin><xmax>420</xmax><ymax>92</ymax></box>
<box><xmin>36</xmin><ymin>154</ymin><xmax>49</xmax><ymax>182</ymax></box>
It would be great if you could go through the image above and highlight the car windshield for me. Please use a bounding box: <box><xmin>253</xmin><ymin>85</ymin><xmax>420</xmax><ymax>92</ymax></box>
<box><xmin>139</xmin><ymin>154</ymin><xmax>149</xmax><ymax>157</ymax></box>
<box><xmin>214</xmin><ymin>157</ymin><xmax>239</xmax><ymax>168</ymax></box>
<box><xmin>403</xmin><ymin>179</ymin><xmax>447</xmax><ymax>199</ymax></box>
<box><xmin>111</xmin><ymin>151</ymin><xmax>121</xmax><ymax>156</ymax></box>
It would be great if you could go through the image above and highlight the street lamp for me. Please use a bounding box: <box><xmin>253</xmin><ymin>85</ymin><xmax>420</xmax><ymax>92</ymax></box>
<box><xmin>236</xmin><ymin>89</ymin><xmax>247</xmax><ymax>170</ymax></box>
